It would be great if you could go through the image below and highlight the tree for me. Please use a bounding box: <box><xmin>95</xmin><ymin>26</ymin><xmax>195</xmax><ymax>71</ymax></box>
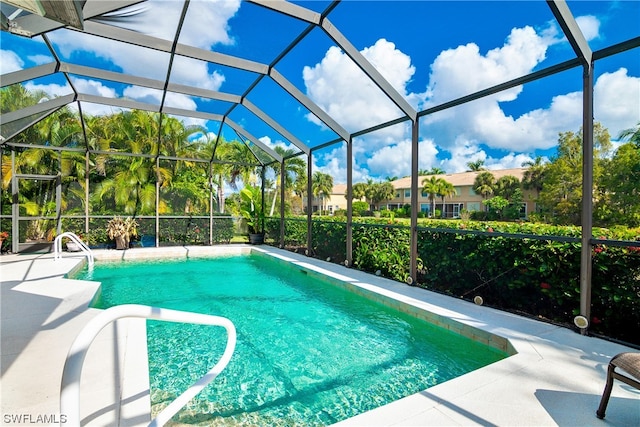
<box><xmin>267</xmin><ymin>147</ymin><xmax>306</xmax><ymax>217</ymax></box>
<box><xmin>347</xmin><ymin>182</ymin><xmax>371</xmax><ymax>212</ymax></box>
<box><xmin>215</xmin><ymin>140</ymin><xmax>259</xmax><ymax>213</ymax></box>
<box><xmin>597</xmin><ymin>142</ymin><xmax>640</xmax><ymax>226</ymax></box>
<box><xmin>352</xmin><ymin>182</ymin><xmax>368</xmax><ymax>201</ymax></box>
<box><xmin>522</xmin><ymin>156</ymin><xmax>546</xmax><ymax>198</ymax></box>
<box><xmin>291</xmin><ymin>171</ymin><xmax>308</xmax><ymax>215</ymax></box>
<box><xmin>369</xmin><ymin>181</ymin><xmax>395</xmax><ymax>210</ymax></box>
<box><xmin>87</xmin><ymin>111</ymin><xmax>172</xmax><ymax>215</ymax></box>
<box><xmin>1</xmin><ymin>96</ymin><xmax>83</xmax><ymax>239</ymax></box>
<box><xmin>538</xmin><ymin>123</ymin><xmax>612</xmax><ymax>225</ymax></box>
<box><xmin>421</xmin><ymin>176</ymin><xmax>442</xmax><ymax>217</ymax></box>
<box><xmin>483</xmin><ymin>196</ymin><xmax>510</xmax><ymax>219</ymax></box>
<box><xmin>419</xmin><ymin>167</ymin><xmax>445</xmax><ymax>175</ymax></box>
<box><xmin>312</xmin><ymin>171</ymin><xmax>333</xmax><ymax>215</ymax></box>
<box><xmin>466</xmin><ymin>160</ymin><xmax>486</xmax><ymax>171</ymax></box>
<box><xmin>473</xmin><ymin>171</ymin><xmax>496</xmax><ymax>203</ymax></box>
<box><xmin>495</xmin><ymin>175</ymin><xmax>521</xmax><ymax>201</ymax></box>
<box><xmin>437</xmin><ymin>180</ymin><xmax>456</xmax><ymax>218</ymax></box>
<box><xmin>618</xmin><ymin>121</ymin><xmax>640</xmax><ymax>148</ymax></box>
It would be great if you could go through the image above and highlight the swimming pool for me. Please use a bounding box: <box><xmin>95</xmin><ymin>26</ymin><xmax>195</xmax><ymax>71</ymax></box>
<box><xmin>78</xmin><ymin>253</ymin><xmax>508</xmax><ymax>426</ymax></box>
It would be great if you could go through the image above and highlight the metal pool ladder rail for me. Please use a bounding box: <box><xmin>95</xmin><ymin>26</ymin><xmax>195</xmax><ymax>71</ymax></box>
<box><xmin>53</xmin><ymin>232</ymin><xmax>94</xmax><ymax>267</ymax></box>
<box><xmin>60</xmin><ymin>304</ymin><xmax>237</xmax><ymax>427</ymax></box>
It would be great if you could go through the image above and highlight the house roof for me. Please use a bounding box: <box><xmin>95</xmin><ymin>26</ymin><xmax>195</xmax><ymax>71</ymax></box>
<box><xmin>390</xmin><ymin>168</ymin><xmax>528</xmax><ymax>190</ymax></box>
<box><xmin>331</xmin><ymin>168</ymin><xmax>528</xmax><ymax>194</ymax></box>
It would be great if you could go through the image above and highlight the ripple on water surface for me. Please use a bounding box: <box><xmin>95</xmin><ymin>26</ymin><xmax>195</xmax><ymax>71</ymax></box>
<box><xmin>80</xmin><ymin>255</ymin><xmax>507</xmax><ymax>426</ymax></box>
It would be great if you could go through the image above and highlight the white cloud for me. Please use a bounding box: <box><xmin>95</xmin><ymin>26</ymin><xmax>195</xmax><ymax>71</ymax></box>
<box><xmin>367</xmin><ymin>139</ymin><xmax>440</xmax><ymax>179</ymax></box>
<box><xmin>438</xmin><ymin>141</ymin><xmax>537</xmax><ymax>173</ymax></box>
<box><xmin>413</xmin><ymin>14</ymin><xmax>637</xmax><ymax>170</ymax></box>
<box><xmin>301</xmin><ymin>23</ymin><xmax>567</xmax><ymax>180</ymax></box>
<box><xmin>46</xmin><ymin>0</ymin><xmax>238</xmax><ymax>89</ymax></box>
<box><xmin>259</xmin><ymin>135</ymin><xmax>299</xmax><ymax>154</ymax></box>
<box><xmin>311</xmin><ymin>137</ymin><xmax>442</xmax><ymax>184</ymax></box>
<box><xmin>178</xmin><ymin>0</ymin><xmax>239</xmax><ymax>49</ymax></box>
<box><xmin>486</xmin><ymin>152</ymin><xmax>536</xmax><ymax>171</ymax></box>
<box><xmin>413</xmin><ymin>24</ymin><xmax>566</xmax><ymax>164</ymax></box>
<box><xmin>23</xmin><ymin>81</ymin><xmax>71</xmax><ymax>98</ymax></box>
<box><xmin>193</xmin><ymin>131</ymin><xmax>217</xmax><ymax>143</ymax></box>
<box><xmin>575</xmin><ymin>15</ymin><xmax>601</xmax><ymax>41</ymax></box>
<box><xmin>73</xmin><ymin>78</ymin><xmax>118</xmax><ymax>98</ymax></box>
<box><xmin>313</xmin><ymin>144</ymin><xmax>363</xmax><ymax>184</ymax></box>
<box><xmin>423</xmin><ymin>26</ymin><xmax>547</xmax><ymax>106</ymax></box>
<box><xmin>594</xmin><ymin>68</ymin><xmax>640</xmax><ymax>139</ymax></box>
<box><xmin>27</xmin><ymin>54</ymin><xmax>53</xmax><ymax>66</ymax></box>
<box><xmin>123</xmin><ymin>86</ymin><xmax>164</xmax><ymax>105</ymax></box>
<box><xmin>439</xmin><ymin>141</ymin><xmax>488</xmax><ymax>174</ymax></box>
<box><xmin>169</xmin><ymin>56</ymin><xmax>226</xmax><ymax>91</ymax></box>
<box><xmin>1</xmin><ymin>49</ymin><xmax>24</xmax><ymax>73</ymax></box>
<box><xmin>303</xmin><ymin>39</ymin><xmax>412</xmax><ymax>136</ymax></box>
<box><xmin>22</xmin><ymin>78</ymin><xmax>120</xmax><ymax>116</ymax></box>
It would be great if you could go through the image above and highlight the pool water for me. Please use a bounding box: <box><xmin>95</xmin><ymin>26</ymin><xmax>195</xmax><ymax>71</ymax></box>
<box><xmin>80</xmin><ymin>254</ymin><xmax>507</xmax><ymax>426</ymax></box>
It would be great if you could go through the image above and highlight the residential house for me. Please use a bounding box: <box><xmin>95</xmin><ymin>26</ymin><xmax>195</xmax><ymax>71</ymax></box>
<box><xmin>317</xmin><ymin>168</ymin><xmax>537</xmax><ymax>218</ymax></box>
<box><xmin>386</xmin><ymin>168</ymin><xmax>535</xmax><ymax>218</ymax></box>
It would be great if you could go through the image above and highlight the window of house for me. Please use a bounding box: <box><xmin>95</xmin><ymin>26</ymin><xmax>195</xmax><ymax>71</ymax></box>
<box><xmin>453</xmin><ymin>203</ymin><xmax>462</xmax><ymax>217</ymax></box>
<box><xmin>467</xmin><ymin>202</ymin><xmax>481</xmax><ymax>211</ymax></box>
<box><xmin>404</xmin><ymin>189</ymin><xmax>410</xmax><ymax>197</ymax></box>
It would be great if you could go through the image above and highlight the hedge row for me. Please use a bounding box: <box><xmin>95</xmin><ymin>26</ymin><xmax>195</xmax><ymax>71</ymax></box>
<box><xmin>274</xmin><ymin>216</ymin><xmax>640</xmax><ymax>345</ymax></box>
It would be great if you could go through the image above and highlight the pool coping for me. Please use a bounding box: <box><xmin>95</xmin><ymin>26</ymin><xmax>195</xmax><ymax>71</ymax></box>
<box><xmin>2</xmin><ymin>245</ymin><xmax>639</xmax><ymax>426</ymax></box>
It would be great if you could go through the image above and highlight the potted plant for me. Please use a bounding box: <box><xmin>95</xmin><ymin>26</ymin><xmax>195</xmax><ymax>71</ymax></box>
<box><xmin>240</xmin><ymin>186</ymin><xmax>264</xmax><ymax>245</ymax></box>
<box><xmin>0</xmin><ymin>231</ymin><xmax>8</xmax><ymax>252</ymax></box>
<box><xmin>106</xmin><ymin>216</ymin><xmax>138</xmax><ymax>250</ymax></box>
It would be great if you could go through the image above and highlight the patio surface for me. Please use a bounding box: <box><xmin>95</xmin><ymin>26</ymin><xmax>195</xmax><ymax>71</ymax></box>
<box><xmin>1</xmin><ymin>246</ymin><xmax>639</xmax><ymax>426</ymax></box>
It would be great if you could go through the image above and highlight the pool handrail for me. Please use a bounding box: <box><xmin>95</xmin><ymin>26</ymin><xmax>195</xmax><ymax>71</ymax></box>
<box><xmin>53</xmin><ymin>232</ymin><xmax>94</xmax><ymax>267</ymax></box>
<box><xmin>60</xmin><ymin>304</ymin><xmax>237</xmax><ymax>427</ymax></box>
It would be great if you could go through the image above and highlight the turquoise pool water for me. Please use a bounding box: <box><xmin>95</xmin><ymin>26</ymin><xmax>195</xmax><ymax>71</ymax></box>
<box><xmin>80</xmin><ymin>254</ymin><xmax>507</xmax><ymax>426</ymax></box>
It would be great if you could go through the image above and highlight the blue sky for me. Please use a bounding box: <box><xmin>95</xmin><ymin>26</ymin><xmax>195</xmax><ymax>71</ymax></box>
<box><xmin>1</xmin><ymin>0</ymin><xmax>639</xmax><ymax>184</ymax></box>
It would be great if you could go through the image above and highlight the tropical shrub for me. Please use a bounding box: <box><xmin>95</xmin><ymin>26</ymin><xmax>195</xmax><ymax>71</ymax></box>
<box><xmin>272</xmin><ymin>216</ymin><xmax>640</xmax><ymax>345</ymax></box>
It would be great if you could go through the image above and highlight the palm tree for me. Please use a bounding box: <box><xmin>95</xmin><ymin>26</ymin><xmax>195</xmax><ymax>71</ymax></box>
<box><xmin>312</xmin><ymin>171</ymin><xmax>333</xmax><ymax>215</ymax></box>
<box><xmin>268</xmin><ymin>147</ymin><xmax>306</xmax><ymax>217</ymax></box>
<box><xmin>212</xmin><ymin>140</ymin><xmax>259</xmax><ymax>213</ymax></box>
<box><xmin>370</xmin><ymin>181</ymin><xmax>395</xmax><ymax>211</ymax></box>
<box><xmin>422</xmin><ymin>176</ymin><xmax>443</xmax><ymax>217</ymax></box>
<box><xmin>466</xmin><ymin>160</ymin><xmax>486</xmax><ymax>171</ymax></box>
<box><xmin>522</xmin><ymin>157</ymin><xmax>546</xmax><ymax>198</ymax></box>
<box><xmin>495</xmin><ymin>175</ymin><xmax>521</xmax><ymax>201</ymax></box>
<box><xmin>88</xmin><ymin>111</ymin><xmax>171</xmax><ymax>215</ymax></box>
<box><xmin>473</xmin><ymin>171</ymin><xmax>496</xmax><ymax>205</ymax></box>
<box><xmin>292</xmin><ymin>172</ymin><xmax>308</xmax><ymax>214</ymax></box>
<box><xmin>437</xmin><ymin>180</ymin><xmax>456</xmax><ymax>218</ymax></box>
<box><xmin>618</xmin><ymin>121</ymin><xmax>640</xmax><ymax>148</ymax></box>
<box><xmin>10</xmin><ymin>104</ymin><xmax>82</xmax><ymax>238</ymax></box>
<box><xmin>420</xmin><ymin>167</ymin><xmax>446</xmax><ymax>175</ymax></box>
<box><xmin>352</xmin><ymin>182</ymin><xmax>368</xmax><ymax>201</ymax></box>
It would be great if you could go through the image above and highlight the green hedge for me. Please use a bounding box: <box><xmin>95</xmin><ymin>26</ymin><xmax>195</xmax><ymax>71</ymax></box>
<box><xmin>271</xmin><ymin>216</ymin><xmax>640</xmax><ymax>345</ymax></box>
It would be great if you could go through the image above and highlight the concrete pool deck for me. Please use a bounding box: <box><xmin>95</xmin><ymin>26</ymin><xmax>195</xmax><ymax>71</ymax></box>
<box><xmin>1</xmin><ymin>245</ymin><xmax>639</xmax><ymax>426</ymax></box>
